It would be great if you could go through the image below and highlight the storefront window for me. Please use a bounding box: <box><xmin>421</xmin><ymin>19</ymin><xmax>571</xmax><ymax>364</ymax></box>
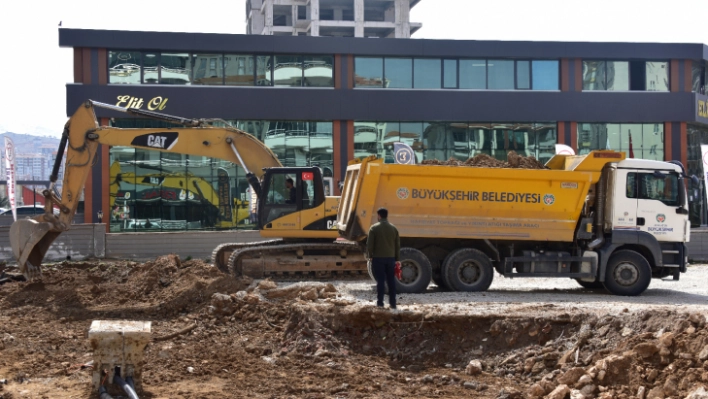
<box><xmin>413</xmin><ymin>59</ymin><xmax>441</xmax><ymax>89</ymax></box>
<box><xmin>193</xmin><ymin>54</ymin><xmax>224</xmax><ymax>85</ymax></box>
<box><xmin>577</xmin><ymin>123</ymin><xmax>664</xmax><ymax>159</ymax></box>
<box><xmin>385</xmin><ymin>58</ymin><xmax>412</xmax><ymax>88</ymax></box>
<box><xmin>583</xmin><ymin>61</ymin><xmax>606</xmax><ymax>90</ymax></box>
<box><xmin>109</xmin><ymin>118</ymin><xmax>333</xmax><ymax>232</ymax></box>
<box><xmin>256</xmin><ymin>56</ymin><xmax>272</xmax><ymax>86</ymax></box>
<box><xmin>225</xmin><ymin>55</ymin><xmax>254</xmax><ymax>86</ymax></box>
<box><xmin>606</xmin><ymin>61</ymin><xmax>629</xmax><ymax>91</ymax></box>
<box><xmin>108</xmin><ymin>51</ymin><xmax>142</xmax><ymax>84</ymax></box>
<box><xmin>687</xmin><ymin>124</ymin><xmax>708</xmax><ymax>226</ymax></box>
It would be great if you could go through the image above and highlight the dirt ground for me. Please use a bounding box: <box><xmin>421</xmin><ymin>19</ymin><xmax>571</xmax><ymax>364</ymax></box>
<box><xmin>2</xmin><ymin>257</ymin><xmax>708</xmax><ymax>399</ymax></box>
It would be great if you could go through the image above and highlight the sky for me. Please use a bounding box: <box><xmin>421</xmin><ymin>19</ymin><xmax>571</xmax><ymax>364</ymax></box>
<box><xmin>1</xmin><ymin>0</ymin><xmax>707</xmax><ymax>138</ymax></box>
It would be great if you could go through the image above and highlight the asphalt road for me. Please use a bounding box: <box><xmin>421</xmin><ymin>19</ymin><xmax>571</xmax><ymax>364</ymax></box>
<box><xmin>330</xmin><ymin>264</ymin><xmax>708</xmax><ymax>317</ymax></box>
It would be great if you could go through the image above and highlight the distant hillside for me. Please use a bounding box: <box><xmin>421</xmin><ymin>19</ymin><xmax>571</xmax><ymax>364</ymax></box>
<box><xmin>0</xmin><ymin>133</ymin><xmax>60</xmax><ymax>155</ymax></box>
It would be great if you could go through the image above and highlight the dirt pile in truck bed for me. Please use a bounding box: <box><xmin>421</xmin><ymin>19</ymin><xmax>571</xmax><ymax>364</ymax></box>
<box><xmin>1</xmin><ymin>258</ymin><xmax>707</xmax><ymax>398</ymax></box>
<box><xmin>421</xmin><ymin>150</ymin><xmax>548</xmax><ymax>169</ymax></box>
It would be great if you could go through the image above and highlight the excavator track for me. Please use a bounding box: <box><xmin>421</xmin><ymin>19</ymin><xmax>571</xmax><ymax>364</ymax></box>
<box><xmin>211</xmin><ymin>240</ymin><xmax>286</xmax><ymax>273</ymax></box>
<box><xmin>226</xmin><ymin>242</ymin><xmax>368</xmax><ymax>282</ymax></box>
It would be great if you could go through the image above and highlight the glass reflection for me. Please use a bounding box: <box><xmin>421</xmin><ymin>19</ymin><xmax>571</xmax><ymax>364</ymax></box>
<box><xmin>109</xmin><ymin>118</ymin><xmax>333</xmax><ymax>232</ymax></box>
<box><xmin>274</xmin><ymin>55</ymin><xmax>303</xmax><ymax>87</ymax></box>
<box><xmin>160</xmin><ymin>53</ymin><xmax>191</xmax><ymax>85</ymax></box>
<box><xmin>413</xmin><ymin>59</ymin><xmax>441</xmax><ymax>89</ymax></box>
<box><xmin>577</xmin><ymin>123</ymin><xmax>664</xmax><ymax>159</ymax></box>
<box><xmin>646</xmin><ymin>62</ymin><xmax>669</xmax><ymax>92</ymax></box>
<box><xmin>606</xmin><ymin>61</ymin><xmax>629</xmax><ymax>91</ymax></box>
<box><xmin>256</xmin><ymin>56</ymin><xmax>272</xmax><ymax>86</ymax></box>
<box><xmin>304</xmin><ymin>55</ymin><xmax>334</xmax><ymax>87</ymax></box>
<box><xmin>583</xmin><ymin>61</ymin><xmax>606</xmax><ymax>90</ymax></box>
<box><xmin>109</xmin><ymin>51</ymin><xmax>142</xmax><ymax>84</ymax></box>
<box><xmin>459</xmin><ymin>60</ymin><xmax>486</xmax><ymax>89</ymax></box>
<box><xmin>225</xmin><ymin>55</ymin><xmax>255</xmax><ymax>86</ymax></box>
<box><xmin>385</xmin><ymin>58</ymin><xmax>412</xmax><ymax>89</ymax></box>
<box><xmin>355</xmin><ymin>57</ymin><xmax>384</xmax><ymax>88</ymax></box>
<box><xmin>400</xmin><ymin>122</ymin><xmax>424</xmax><ymax>162</ymax></box>
<box><xmin>143</xmin><ymin>53</ymin><xmax>159</xmax><ymax>84</ymax></box>
<box><xmin>193</xmin><ymin>54</ymin><xmax>224</xmax><ymax>85</ymax></box>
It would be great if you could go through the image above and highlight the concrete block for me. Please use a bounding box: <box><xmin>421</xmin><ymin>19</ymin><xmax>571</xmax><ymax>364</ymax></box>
<box><xmin>89</xmin><ymin>320</ymin><xmax>151</xmax><ymax>392</ymax></box>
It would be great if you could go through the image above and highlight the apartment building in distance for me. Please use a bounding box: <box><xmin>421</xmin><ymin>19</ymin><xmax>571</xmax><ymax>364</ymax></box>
<box><xmin>246</xmin><ymin>0</ymin><xmax>421</xmax><ymax>37</ymax></box>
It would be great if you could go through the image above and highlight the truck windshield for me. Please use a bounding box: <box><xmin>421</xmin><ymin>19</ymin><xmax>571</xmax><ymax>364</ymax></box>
<box><xmin>627</xmin><ymin>172</ymin><xmax>679</xmax><ymax>206</ymax></box>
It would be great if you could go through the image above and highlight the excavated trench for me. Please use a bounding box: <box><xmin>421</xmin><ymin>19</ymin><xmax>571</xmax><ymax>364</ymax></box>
<box><xmin>1</xmin><ymin>257</ymin><xmax>707</xmax><ymax>399</ymax></box>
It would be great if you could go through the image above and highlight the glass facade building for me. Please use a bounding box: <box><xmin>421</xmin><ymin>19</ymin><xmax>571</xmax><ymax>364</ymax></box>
<box><xmin>60</xmin><ymin>29</ymin><xmax>708</xmax><ymax>229</ymax></box>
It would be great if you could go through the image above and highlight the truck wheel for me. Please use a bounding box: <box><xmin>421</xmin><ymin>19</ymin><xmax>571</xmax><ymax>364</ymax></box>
<box><xmin>443</xmin><ymin>248</ymin><xmax>494</xmax><ymax>292</ymax></box>
<box><xmin>396</xmin><ymin>248</ymin><xmax>432</xmax><ymax>294</ymax></box>
<box><xmin>574</xmin><ymin>279</ymin><xmax>604</xmax><ymax>289</ymax></box>
<box><xmin>603</xmin><ymin>250</ymin><xmax>651</xmax><ymax>296</ymax></box>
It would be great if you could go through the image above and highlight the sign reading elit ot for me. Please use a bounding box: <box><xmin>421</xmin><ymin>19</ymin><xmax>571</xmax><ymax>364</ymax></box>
<box><xmin>116</xmin><ymin>95</ymin><xmax>168</xmax><ymax>111</ymax></box>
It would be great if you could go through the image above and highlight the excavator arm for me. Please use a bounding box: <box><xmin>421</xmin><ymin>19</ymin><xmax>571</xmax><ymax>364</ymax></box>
<box><xmin>10</xmin><ymin>100</ymin><xmax>281</xmax><ymax>279</ymax></box>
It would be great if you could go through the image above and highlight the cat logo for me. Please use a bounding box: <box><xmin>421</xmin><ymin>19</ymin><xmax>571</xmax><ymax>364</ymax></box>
<box><xmin>130</xmin><ymin>132</ymin><xmax>179</xmax><ymax>150</ymax></box>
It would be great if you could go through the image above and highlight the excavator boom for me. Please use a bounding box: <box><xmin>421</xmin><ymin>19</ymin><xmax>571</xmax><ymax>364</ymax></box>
<box><xmin>10</xmin><ymin>100</ymin><xmax>281</xmax><ymax>279</ymax></box>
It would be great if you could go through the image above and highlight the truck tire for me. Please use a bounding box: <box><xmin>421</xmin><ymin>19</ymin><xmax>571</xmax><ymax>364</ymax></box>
<box><xmin>603</xmin><ymin>250</ymin><xmax>651</xmax><ymax>296</ymax></box>
<box><xmin>574</xmin><ymin>279</ymin><xmax>604</xmax><ymax>289</ymax></box>
<box><xmin>396</xmin><ymin>248</ymin><xmax>432</xmax><ymax>294</ymax></box>
<box><xmin>443</xmin><ymin>248</ymin><xmax>494</xmax><ymax>292</ymax></box>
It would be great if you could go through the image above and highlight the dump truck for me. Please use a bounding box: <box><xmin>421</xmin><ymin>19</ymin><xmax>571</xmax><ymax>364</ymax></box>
<box><xmin>337</xmin><ymin>151</ymin><xmax>690</xmax><ymax>296</ymax></box>
<box><xmin>10</xmin><ymin>100</ymin><xmax>366</xmax><ymax>281</ymax></box>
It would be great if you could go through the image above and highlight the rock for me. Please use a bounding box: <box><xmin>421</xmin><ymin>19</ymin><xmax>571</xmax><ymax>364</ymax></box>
<box><xmin>621</xmin><ymin>327</ymin><xmax>633</xmax><ymax>337</ymax></box>
<box><xmin>546</xmin><ymin>384</ymin><xmax>570</xmax><ymax>399</ymax></box>
<box><xmin>646</xmin><ymin>386</ymin><xmax>664</xmax><ymax>399</ymax></box>
<box><xmin>699</xmin><ymin>345</ymin><xmax>708</xmax><ymax>361</ymax></box>
<box><xmin>663</xmin><ymin>376</ymin><xmax>678</xmax><ymax>396</ymax></box>
<box><xmin>570</xmin><ymin>389</ymin><xmax>585</xmax><ymax>399</ymax></box>
<box><xmin>634</xmin><ymin>343</ymin><xmax>659</xmax><ymax>358</ymax></box>
<box><xmin>463</xmin><ymin>381</ymin><xmax>477</xmax><ymax>390</ymax></box>
<box><xmin>637</xmin><ymin>386</ymin><xmax>646</xmax><ymax>399</ymax></box>
<box><xmin>597</xmin><ymin>354</ymin><xmax>631</xmax><ymax>385</ymax></box>
<box><xmin>528</xmin><ymin>383</ymin><xmax>546</xmax><ymax>398</ymax></box>
<box><xmin>257</xmin><ymin>279</ymin><xmax>277</xmax><ymax>290</ymax></box>
<box><xmin>558</xmin><ymin>367</ymin><xmax>585</xmax><ymax>385</ymax></box>
<box><xmin>497</xmin><ymin>387</ymin><xmax>523</xmax><ymax>398</ymax></box>
<box><xmin>685</xmin><ymin>386</ymin><xmax>708</xmax><ymax>399</ymax></box>
<box><xmin>647</xmin><ymin>369</ymin><xmax>659</xmax><ymax>382</ymax></box>
<box><xmin>422</xmin><ymin>375</ymin><xmax>434</xmax><ymax>383</ymax></box>
<box><xmin>577</xmin><ymin>375</ymin><xmax>593</xmax><ymax>386</ymax></box>
<box><xmin>244</xmin><ymin>294</ymin><xmax>260</xmax><ymax>304</ymax></box>
<box><xmin>659</xmin><ymin>332</ymin><xmax>674</xmax><ymax>348</ymax></box>
<box><xmin>525</xmin><ymin>358</ymin><xmax>537</xmax><ymax>373</ymax></box>
<box><xmin>532</xmin><ymin>361</ymin><xmax>547</xmax><ymax>375</ymax></box>
<box><xmin>596</xmin><ymin>370</ymin><xmax>606</xmax><ymax>382</ymax></box>
<box><xmin>580</xmin><ymin>384</ymin><xmax>596</xmax><ymax>397</ymax></box>
<box><xmin>300</xmin><ymin>288</ymin><xmax>318</xmax><ymax>301</ymax></box>
<box><xmin>186</xmin><ymin>366</ymin><xmax>194</xmax><ymax>373</ymax></box>
<box><xmin>465</xmin><ymin>359</ymin><xmax>483</xmax><ymax>375</ymax></box>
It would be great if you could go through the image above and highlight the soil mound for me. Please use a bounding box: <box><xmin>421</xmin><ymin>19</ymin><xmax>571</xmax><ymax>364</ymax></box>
<box><xmin>421</xmin><ymin>151</ymin><xmax>548</xmax><ymax>169</ymax></box>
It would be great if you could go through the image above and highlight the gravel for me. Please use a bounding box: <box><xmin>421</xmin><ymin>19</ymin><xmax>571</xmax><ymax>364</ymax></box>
<box><xmin>324</xmin><ymin>264</ymin><xmax>708</xmax><ymax>317</ymax></box>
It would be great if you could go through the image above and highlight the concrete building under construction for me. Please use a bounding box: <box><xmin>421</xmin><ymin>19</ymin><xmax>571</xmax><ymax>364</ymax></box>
<box><xmin>246</xmin><ymin>0</ymin><xmax>422</xmax><ymax>37</ymax></box>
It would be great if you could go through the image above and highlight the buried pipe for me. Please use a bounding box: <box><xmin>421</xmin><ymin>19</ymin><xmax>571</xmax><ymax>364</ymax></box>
<box><xmin>98</xmin><ymin>386</ymin><xmax>114</xmax><ymax>399</ymax></box>
<box><xmin>113</xmin><ymin>373</ymin><xmax>140</xmax><ymax>399</ymax></box>
<box><xmin>126</xmin><ymin>376</ymin><xmax>136</xmax><ymax>391</ymax></box>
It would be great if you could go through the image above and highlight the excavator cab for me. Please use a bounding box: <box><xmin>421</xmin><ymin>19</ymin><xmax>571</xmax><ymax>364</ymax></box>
<box><xmin>258</xmin><ymin>167</ymin><xmax>324</xmax><ymax>231</ymax></box>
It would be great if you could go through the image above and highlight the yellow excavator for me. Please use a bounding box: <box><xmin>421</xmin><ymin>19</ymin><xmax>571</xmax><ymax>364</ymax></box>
<box><xmin>10</xmin><ymin>100</ymin><xmax>366</xmax><ymax>280</ymax></box>
<box><xmin>109</xmin><ymin>161</ymin><xmax>251</xmax><ymax>228</ymax></box>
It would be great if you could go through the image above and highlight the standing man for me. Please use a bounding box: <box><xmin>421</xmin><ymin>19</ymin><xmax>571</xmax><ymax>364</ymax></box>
<box><xmin>366</xmin><ymin>207</ymin><xmax>400</xmax><ymax>309</ymax></box>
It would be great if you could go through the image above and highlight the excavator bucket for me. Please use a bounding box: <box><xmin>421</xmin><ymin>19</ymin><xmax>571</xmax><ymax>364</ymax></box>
<box><xmin>9</xmin><ymin>219</ymin><xmax>60</xmax><ymax>280</ymax></box>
